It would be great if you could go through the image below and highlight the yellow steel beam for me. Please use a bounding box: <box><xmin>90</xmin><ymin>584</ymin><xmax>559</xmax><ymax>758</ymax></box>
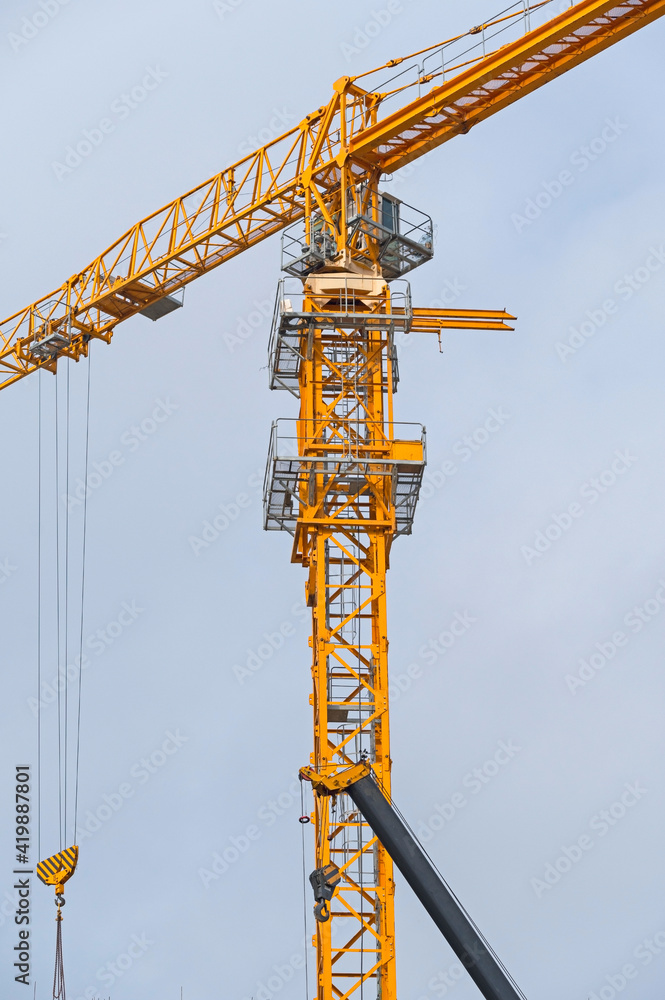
<box><xmin>350</xmin><ymin>0</ymin><xmax>665</xmax><ymax>173</ymax></box>
<box><xmin>301</xmin><ymin>761</ymin><xmax>372</xmax><ymax>795</ymax></box>
<box><xmin>410</xmin><ymin>307</ymin><xmax>516</xmax><ymax>333</ymax></box>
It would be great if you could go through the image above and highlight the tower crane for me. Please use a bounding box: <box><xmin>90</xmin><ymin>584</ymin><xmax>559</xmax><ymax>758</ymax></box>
<box><xmin>3</xmin><ymin>2</ymin><xmax>664</xmax><ymax>999</ymax></box>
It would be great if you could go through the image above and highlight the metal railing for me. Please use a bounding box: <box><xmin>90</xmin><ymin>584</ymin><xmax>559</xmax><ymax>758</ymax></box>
<box><xmin>350</xmin><ymin>0</ymin><xmax>577</xmax><ymax>127</ymax></box>
<box><xmin>267</xmin><ymin>418</ymin><xmax>424</xmax><ymax>461</ymax></box>
<box><xmin>270</xmin><ymin>276</ymin><xmax>412</xmax><ymax>333</ymax></box>
<box><xmin>264</xmin><ymin>419</ymin><xmax>426</xmax><ymax>534</ymax></box>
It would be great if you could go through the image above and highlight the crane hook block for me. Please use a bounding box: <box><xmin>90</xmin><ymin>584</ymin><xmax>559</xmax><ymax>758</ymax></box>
<box><xmin>37</xmin><ymin>845</ymin><xmax>79</xmax><ymax>897</ymax></box>
<box><xmin>309</xmin><ymin>863</ymin><xmax>341</xmax><ymax>923</ymax></box>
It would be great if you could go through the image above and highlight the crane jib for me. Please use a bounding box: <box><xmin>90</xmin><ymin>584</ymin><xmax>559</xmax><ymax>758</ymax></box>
<box><xmin>1</xmin><ymin>0</ymin><xmax>665</xmax><ymax>389</ymax></box>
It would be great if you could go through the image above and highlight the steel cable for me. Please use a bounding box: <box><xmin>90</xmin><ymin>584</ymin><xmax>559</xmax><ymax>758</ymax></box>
<box><xmin>37</xmin><ymin>372</ymin><xmax>42</xmax><ymax>863</ymax></box>
<box><xmin>63</xmin><ymin>361</ymin><xmax>70</xmax><ymax>846</ymax></box>
<box><xmin>52</xmin><ymin>910</ymin><xmax>66</xmax><ymax>1000</ymax></box>
<box><xmin>299</xmin><ymin>779</ymin><xmax>310</xmax><ymax>1000</ymax></box>
<box><xmin>44</xmin><ymin>352</ymin><xmax>92</xmax><ymax>1000</ymax></box>
<box><xmin>73</xmin><ymin>352</ymin><xmax>92</xmax><ymax>836</ymax></box>
<box><xmin>54</xmin><ymin>367</ymin><xmax>62</xmax><ymax>851</ymax></box>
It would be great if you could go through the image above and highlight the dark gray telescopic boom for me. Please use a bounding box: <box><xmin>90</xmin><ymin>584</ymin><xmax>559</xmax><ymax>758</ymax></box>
<box><xmin>346</xmin><ymin>772</ymin><xmax>523</xmax><ymax>1000</ymax></box>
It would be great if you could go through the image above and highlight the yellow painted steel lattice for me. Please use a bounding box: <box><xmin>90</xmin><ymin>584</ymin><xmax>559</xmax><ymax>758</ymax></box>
<box><xmin>292</xmin><ymin>275</ymin><xmax>403</xmax><ymax>1000</ymax></box>
<box><xmin>2</xmin><ymin>4</ymin><xmax>665</xmax><ymax>1000</ymax></box>
<box><xmin>0</xmin><ymin>0</ymin><xmax>662</xmax><ymax>389</ymax></box>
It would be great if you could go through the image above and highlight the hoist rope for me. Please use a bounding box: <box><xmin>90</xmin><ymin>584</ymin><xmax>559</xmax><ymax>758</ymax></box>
<box><xmin>73</xmin><ymin>353</ymin><xmax>91</xmax><ymax>836</ymax></box>
<box><xmin>356</xmin><ymin>542</ymin><xmax>364</xmax><ymax>1000</ymax></box>
<box><xmin>52</xmin><ymin>908</ymin><xmax>66</xmax><ymax>1000</ymax></box>
<box><xmin>54</xmin><ymin>366</ymin><xmax>63</xmax><ymax>851</ymax></box>
<box><xmin>37</xmin><ymin>371</ymin><xmax>42</xmax><ymax>863</ymax></box>
<box><xmin>37</xmin><ymin>351</ymin><xmax>93</xmax><ymax>1000</ymax></box>
<box><xmin>299</xmin><ymin>778</ymin><xmax>310</xmax><ymax>1000</ymax></box>
<box><xmin>63</xmin><ymin>360</ymin><xmax>71</xmax><ymax>851</ymax></box>
<box><xmin>47</xmin><ymin>354</ymin><xmax>91</xmax><ymax>849</ymax></box>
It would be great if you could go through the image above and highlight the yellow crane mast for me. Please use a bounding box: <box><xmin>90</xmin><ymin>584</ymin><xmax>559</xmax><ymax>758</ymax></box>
<box><xmin>266</xmin><ymin>189</ymin><xmax>512</xmax><ymax>1000</ymax></box>
<box><xmin>266</xmin><ymin>265</ymin><xmax>467</xmax><ymax>1000</ymax></box>
<box><xmin>3</xmin><ymin>3</ymin><xmax>664</xmax><ymax>999</ymax></box>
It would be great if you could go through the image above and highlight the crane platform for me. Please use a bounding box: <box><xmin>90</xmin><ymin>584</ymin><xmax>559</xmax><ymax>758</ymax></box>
<box><xmin>268</xmin><ymin>275</ymin><xmax>411</xmax><ymax>394</ymax></box>
<box><xmin>263</xmin><ymin>418</ymin><xmax>426</xmax><ymax>536</ymax></box>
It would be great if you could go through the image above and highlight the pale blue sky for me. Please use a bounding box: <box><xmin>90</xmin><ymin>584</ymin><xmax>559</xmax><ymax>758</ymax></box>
<box><xmin>1</xmin><ymin>2</ymin><xmax>665</xmax><ymax>999</ymax></box>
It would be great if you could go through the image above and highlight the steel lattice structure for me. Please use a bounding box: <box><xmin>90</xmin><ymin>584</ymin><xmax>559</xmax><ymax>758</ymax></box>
<box><xmin>1</xmin><ymin>0</ymin><xmax>663</xmax><ymax>388</ymax></box>
<box><xmin>266</xmin><ymin>274</ymin><xmax>425</xmax><ymax>999</ymax></box>
<box><xmin>2</xmin><ymin>2</ymin><xmax>665</xmax><ymax>999</ymax></box>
